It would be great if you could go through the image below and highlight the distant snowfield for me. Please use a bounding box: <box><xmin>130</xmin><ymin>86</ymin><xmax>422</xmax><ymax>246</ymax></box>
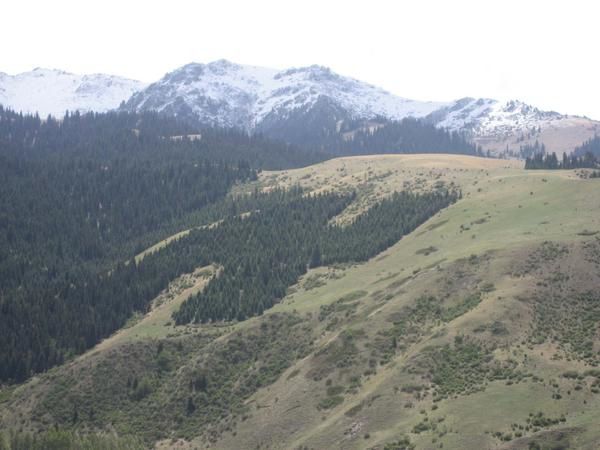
<box><xmin>0</xmin><ymin>68</ymin><xmax>146</xmax><ymax>117</ymax></box>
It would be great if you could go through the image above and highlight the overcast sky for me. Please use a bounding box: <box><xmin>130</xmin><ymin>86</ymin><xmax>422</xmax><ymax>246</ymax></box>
<box><xmin>3</xmin><ymin>0</ymin><xmax>599</xmax><ymax>118</ymax></box>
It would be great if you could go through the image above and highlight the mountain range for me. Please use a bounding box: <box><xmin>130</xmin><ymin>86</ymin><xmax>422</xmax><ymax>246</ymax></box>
<box><xmin>2</xmin><ymin>61</ymin><xmax>600</xmax><ymax>450</ymax></box>
<box><xmin>1</xmin><ymin>60</ymin><xmax>598</xmax><ymax>155</ymax></box>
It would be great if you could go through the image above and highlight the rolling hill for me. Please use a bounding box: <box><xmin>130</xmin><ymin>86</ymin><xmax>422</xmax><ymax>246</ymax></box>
<box><xmin>2</xmin><ymin>154</ymin><xmax>599</xmax><ymax>449</ymax></box>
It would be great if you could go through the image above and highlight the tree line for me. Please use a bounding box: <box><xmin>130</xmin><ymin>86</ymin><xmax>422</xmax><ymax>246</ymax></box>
<box><xmin>573</xmin><ymin>135</ymin><xmax>600</xmax><ymax>158</ymax></box>
<box><xmin>524</xmin><ymin>150</ymin><xmax>598</xmax><ymax>169</ymax></box>
<box><xmin>0</xmin><ymin>183</ymin><xmax>457</xmax><ymax>382</ymax></box>
<box><xmin>173</xmin><ymin>188</ymin><xmax>459</xmax><ymax>323</ymax></box>
<box><xmin>254</xmin><ymin>97</ymin><xmax>483</xmax><ymax>157</ymax></box>
<box><xmin>339</xmin><ymin>118</ymin><xmax>483</xmax><ymax>156</ymax></box>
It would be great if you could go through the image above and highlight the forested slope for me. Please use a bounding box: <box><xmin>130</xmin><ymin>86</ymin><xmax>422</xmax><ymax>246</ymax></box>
<box><xmin>0</xmin><ymin>108</ymin><xmax>467</xmax><ymax>383</ymax></box>
<box><xmin>0</xmin><ymin>108</ymin><xmax>309</xmax><ymax>381</ymax></box>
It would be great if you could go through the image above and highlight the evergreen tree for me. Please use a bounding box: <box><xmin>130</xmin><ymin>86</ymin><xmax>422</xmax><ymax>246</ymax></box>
<box><xmin>525</xmin><ymin>150</ymin><xmax>598</xmax><ymax>170</ymax></box>
<box><xmin>309</xmin><ymin>245</ymin><xmax>322</xmax><ymax>268</ymax></box>
<box><xmin>573</xmin><ymin>135</ymin><xmax>600</xmax><ymax>158</ymax></box>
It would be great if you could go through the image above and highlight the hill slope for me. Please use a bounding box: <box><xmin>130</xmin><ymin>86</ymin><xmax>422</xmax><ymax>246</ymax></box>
<box><xmin>2</xmin><ymin>155</ymin><xmax>600</xmax><ymax>449</ymax></box>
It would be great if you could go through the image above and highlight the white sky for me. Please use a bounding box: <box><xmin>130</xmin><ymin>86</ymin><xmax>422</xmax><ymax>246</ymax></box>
<box><xmin>3</xmin><ymin>0</ymin><xmax>600</xmax><ymax>118</ymax></box>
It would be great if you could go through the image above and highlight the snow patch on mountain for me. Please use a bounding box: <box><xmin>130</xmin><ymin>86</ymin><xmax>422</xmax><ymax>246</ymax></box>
<box><xmin>432</xmin><ymin>97</ymin><xmax>565</xmax><ymax>137</ymax></box>
<box><xmin>124</xmin><ymin>60</ymin><xmax>446</xmax><ymax>129</ymax></box>
<box><xmin>1</xmin><ymin>61</ymin><xmax>590</xmax><ymax>151</ymax></box>
<box><xmin>0</xmin><ymin>68</ymin><xmax>146</xmax><ymax>117</ymax></box>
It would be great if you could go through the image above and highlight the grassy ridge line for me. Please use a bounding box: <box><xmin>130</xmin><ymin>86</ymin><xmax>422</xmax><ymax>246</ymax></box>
<box><xmin>135</xmin><ymin>154</ymin><xmax>520</xmax><ymax>263</ymax></box>
<box><xmin>256</xmin><ymin>154</ymin><xmax>522</xmax><ymax>223</ymax></box>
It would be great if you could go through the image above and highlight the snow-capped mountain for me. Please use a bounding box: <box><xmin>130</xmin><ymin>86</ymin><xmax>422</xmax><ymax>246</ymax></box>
<box><xmin>0</xmin><ymin>68</ymin><xmax>145</xmax><ymax>117</ymax></box>
<box><xmin>122</xmin><ymin>60</ymin><xmax>446</xmax><ymax>130</ymax></box>
<box><xmin>121</xmin><ymin>60</ymin><xmax>598</xmax><ymax>154</ymax></box>
<box><xmin>2</xmin><ymin>61</ymin><xmax>597</xmax><ymax>155</ymax></box>
<box><xmin>429</xmin><ymin>97</ymin><xmax>564</xmax><ymax>136</ymax></box>
<box><xmin>429</xmin><ymin>97</ymin><xmax>599</xmax><ymax>155</ymax></box>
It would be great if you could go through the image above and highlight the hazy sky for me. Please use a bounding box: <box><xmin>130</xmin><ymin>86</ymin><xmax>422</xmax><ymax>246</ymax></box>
<box><xmin>3</xmin><ymin>0</ymin><xmax>600</xmax><ymax>118</ymax></box>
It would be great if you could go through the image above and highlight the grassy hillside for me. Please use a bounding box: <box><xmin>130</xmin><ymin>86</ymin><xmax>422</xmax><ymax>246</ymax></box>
<box><xmin>2</xmin><ymin>154</ymin><xmax>600</xmax><ymax>449</ymax></box>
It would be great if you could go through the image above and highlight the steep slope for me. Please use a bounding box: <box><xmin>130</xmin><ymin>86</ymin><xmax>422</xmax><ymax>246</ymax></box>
<box><xmin>0</xmin><ymin>68</ymin><xmax>145</xmax><ymax>117</ymax></box>
<box><xmin>3</xmin><ymin>155</ymin><xmax>600</xmax><ymax>449</ymax></box>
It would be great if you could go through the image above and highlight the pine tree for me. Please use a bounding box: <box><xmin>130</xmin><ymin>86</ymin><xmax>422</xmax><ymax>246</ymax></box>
<box><xmin>186</xmin><ymin>397</ymin><xmax>196</xmax><ymax>415</ymax></box>
<box><xmin>309</xmin><ymin>245</ymin><xmax>322</xmax><ymax>268</ymax></box>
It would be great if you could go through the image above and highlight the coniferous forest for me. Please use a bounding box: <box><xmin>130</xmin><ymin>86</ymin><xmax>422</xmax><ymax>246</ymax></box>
<box><xmin>173</xmin><ymin>188</ymin><xmax>458</xmax><ymax>323</ymax></box>
<box><xmin>524</xmin><ymin>150</ymin><xmax>598</xmax><ymax>169</ymax></box>
<box><xmin>573</xmin><ymin>135</ymin><xmax>600</xmax><ymax>158</ymax></box>
<box><xmin>338</xmin><ymin>118</ymin><xmax>483</xmax><ymax>156</ymax></box>
<box><xmin>0</xmin><ymin>108</ymin><xmax>264</xmax><ymax>382</ymax></box>
<box><xmin>260</xmin><ymin>102</ymin><xmax>483</xmax><ymax>157</ymax></box>
<box><xmin>0</xmin><ymin>106</ymin><xmax>460</xmax><ymax>383</ymax></box>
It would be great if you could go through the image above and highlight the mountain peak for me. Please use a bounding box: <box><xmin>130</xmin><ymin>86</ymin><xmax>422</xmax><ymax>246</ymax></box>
<box><xmin>123</xmin><ymin>60</ymin><xmax>444</xmax><ymax>129</ymax></box>
<box><xmin>207</xmin><ymin>58</ymin><xmax>240</xmax><ymax>68</ymax></box>
<box><xmin>0</xmin><ymin>69</ymin><xmax>145</xmax><ymax>117</ymax></box>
